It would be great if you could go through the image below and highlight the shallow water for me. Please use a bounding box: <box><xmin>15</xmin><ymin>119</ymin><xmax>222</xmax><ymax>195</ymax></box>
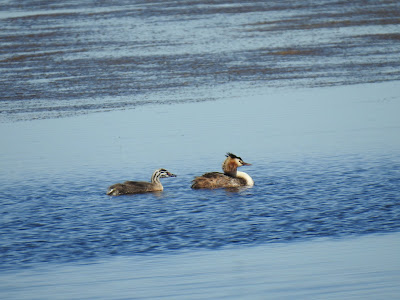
<box><xmin>1</xmin><ymin>0</ymin><xmax>400</xmax><ymax>121</ymax></box>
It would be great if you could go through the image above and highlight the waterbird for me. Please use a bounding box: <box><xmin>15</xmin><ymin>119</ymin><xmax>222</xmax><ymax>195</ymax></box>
<box><xmin>106</xmin><ymin>168</ymin><xmax>176</xmax><ymax>196</ymax></box>
<box><xmin>191</xmin><ymin>153</ymin><xmax>254</xmax><ymax>189</ymax></box>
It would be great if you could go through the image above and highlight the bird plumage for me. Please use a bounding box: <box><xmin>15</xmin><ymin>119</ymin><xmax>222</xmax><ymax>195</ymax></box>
<box><xmin>107</xmin><ymin>168</ymin><xmax>176</xmax><ymax>196</ymax></box>
<box><xmin>191</xmin><ymin>153</ymin><xmax>254</xmax><ymax>189</ymax></box>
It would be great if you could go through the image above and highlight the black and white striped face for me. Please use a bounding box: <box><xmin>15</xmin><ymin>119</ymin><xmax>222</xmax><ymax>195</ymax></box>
<box><xmin>157</xmin><ymin>168</ymin><xmax>177</xmax><ymax>178</ymax></box>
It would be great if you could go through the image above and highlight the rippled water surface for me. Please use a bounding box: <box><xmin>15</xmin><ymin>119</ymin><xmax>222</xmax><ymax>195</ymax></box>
<box><xmin>1</xmin><ymin>153</ymin><xmax>400</xmax><ymax>270</ymax></box>
<box><xmin>1</xmin><ymin>1</ymin><xmax>400</xmax><ymax>298</ymax></box>
<box><xmin>1</xmin><ymin>0</ymin><xmax>400</xmax><ymax>121</ymax></box>
<box><xmin>1</xmin><ymin>81</ymin><xmax>400</xmax><ymax>271</ymax></box>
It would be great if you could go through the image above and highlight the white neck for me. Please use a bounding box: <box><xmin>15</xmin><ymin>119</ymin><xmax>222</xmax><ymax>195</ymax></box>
<box><xmin>236</xmin><ymin>171</ymin><xmax>254</xmax><ymax>186</ymax></box>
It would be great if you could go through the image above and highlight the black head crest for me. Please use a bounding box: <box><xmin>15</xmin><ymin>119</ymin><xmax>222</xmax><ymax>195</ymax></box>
<box><xmin>226</xmin><ymin>152</ymin><xmax>239</xmax><ymax>159</ymax></box>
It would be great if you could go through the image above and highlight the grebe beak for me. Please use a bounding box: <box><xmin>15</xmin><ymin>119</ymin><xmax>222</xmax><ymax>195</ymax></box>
<box><xmin>168</xmin><ymin>172</ymin><xmax>177</xmax><ymax>177</ymax></box>
<box><xmin>242</xmin><ymin>162</ymin><xmax>252</xmax><ymax>166</ymax></box>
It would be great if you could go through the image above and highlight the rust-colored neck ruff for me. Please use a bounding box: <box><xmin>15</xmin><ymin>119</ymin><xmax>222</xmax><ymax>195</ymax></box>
<box><xmin>222</xmin><ymin>158</ymin><xmax>238</xmax><ymax>177</ymax></box>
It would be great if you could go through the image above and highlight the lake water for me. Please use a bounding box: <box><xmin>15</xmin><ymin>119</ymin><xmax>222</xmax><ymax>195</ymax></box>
<box><xmin>1</xmin><ymin>0</ymin><xmax>400</xmax><ymax>122</ymax></box>
<box><xmin>1</xmin><ymin>1</ymin><xmax>400</xmax><ymax>299</ymax></box>
<box><xmin>1</xmin><ymin>232</ymin><xmax>400</xmax><ymax>299</ymax></box>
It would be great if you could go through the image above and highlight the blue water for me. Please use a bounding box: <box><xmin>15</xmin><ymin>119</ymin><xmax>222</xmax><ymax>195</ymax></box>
<box><xmin>1</xmin><ymin>1</ymin><xmax>400</xmax><ymax>298</ymax></box>
<box><xmin>1</xmin><ymin>0</ymin><xmax>400</xmax><ymax>121</ymax></box>
<box><xmin>1</xmin><ymin>153</ymin><xmax>399</xmax><ymax>270</ymax></box>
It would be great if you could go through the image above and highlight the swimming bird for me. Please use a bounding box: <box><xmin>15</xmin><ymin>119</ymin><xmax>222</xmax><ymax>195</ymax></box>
<box><xmin>191</xmin><ymin>153</ymin><xmax>254</xmax><ymax>189</ymax></box>
<box><xmin>106</xmin><ymin>168</ymin><xmax>176</xmax><ymax>196</ymax></box>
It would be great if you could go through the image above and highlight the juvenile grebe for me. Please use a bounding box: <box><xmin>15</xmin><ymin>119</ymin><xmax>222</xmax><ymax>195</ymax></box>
<box><xmin>106</xmin><ymin>168</ymin><xmax>176</xmax><ymax>196</ymax></box>
<box><xmin>191</xmin><ymin>153</ymin><xmax>254</xmax><ymax>189</ymax></box>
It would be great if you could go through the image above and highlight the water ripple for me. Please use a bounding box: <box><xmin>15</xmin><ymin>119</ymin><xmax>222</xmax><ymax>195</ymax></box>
<box><xmin>1</xmin><ymin>154</ymin><xmax>399</xmax><ymax>270</ymax></box>
<box><xmin>1</xmin><ymin>0</ymin><xmax>400</xmax><ymax>121</ymax></box>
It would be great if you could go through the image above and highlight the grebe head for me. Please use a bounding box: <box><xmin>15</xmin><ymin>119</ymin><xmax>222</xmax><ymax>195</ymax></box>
<box><xmin>222</xmin><ymin>153</ymin><xmax>251</xmax><ymax>175</ymax></box>
<box><xmin>151</xmin><ymin>168</ymin><xmax>177</xmax><ymax>184</ymax></box>
<box><xmin>226</xmin><ymin>153</ymin><xmax>251</xmax><ymax>167</ymax></box>
<box><xmin>157</xmin><ymin>168</ymin><xmax>177</xmax><ymax>178</ymax></box>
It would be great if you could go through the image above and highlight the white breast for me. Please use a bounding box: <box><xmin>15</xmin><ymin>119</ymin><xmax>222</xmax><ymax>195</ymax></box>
<box><xmin>236</xmin><ymin>171</ymin><xmax>254</xmax><ymax>186</ymax></box>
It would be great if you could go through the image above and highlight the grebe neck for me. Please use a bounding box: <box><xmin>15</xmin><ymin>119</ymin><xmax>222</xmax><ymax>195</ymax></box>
<box><xmin>222</xmin><ymin>159</ymin><xmax>238</xmax><ymax>176</ymax></box>
<box><xmin>151</xmin><ymin>171</ymin><xmax>162</xmax><ymax>184</ymax></box>
<box><xmin>224</xmin><ymin>169</ymin><xmax>237</xmax><ymax>177</ymax></box>
<box><xmin>236</xmin><ymin>171</ymin><xmax>254</xmax><ymax>186</ymax></box>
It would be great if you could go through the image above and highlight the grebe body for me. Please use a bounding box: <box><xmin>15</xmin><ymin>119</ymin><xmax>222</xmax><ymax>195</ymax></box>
<box><xmin>107</xmin><ymin>168</ymin><xmax>176</xmax><ymax>196</ymax></box>
<box><xmin>191</xmin><ymin>153</ymin><xmax>254</xmax><ymax>189</ymax></box>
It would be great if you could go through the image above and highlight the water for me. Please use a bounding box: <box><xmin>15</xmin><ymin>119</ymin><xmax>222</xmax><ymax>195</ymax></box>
<box><xmin>1</xmin><ymin>0</ymin><xmax>400</xmax><ymax>121</ymax></box>
<box><xmin>1</xmin><ymin>233</ymin><xmax>400</xmax><ymax>299</ymax></box>
<box><xmin>1</xmin><ymin>153</ymin><xmax>400</xmax><ymax>270</ymax></box>
<box><xmin>1</xmin><ymin>82</ymin><xmax>400</xmax><ymax>299</ymax></box>
<box><xmin>1</xmin><ymin>1</ymin><xmax>400</xmax><ymax>298</ymax></box>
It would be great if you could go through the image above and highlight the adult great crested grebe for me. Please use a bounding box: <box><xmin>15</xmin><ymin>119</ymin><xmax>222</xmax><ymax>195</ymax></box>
<box><xmin>191</xmin><ymin>153</ymin><xmax>254</xmax><ymax>189</ymax></box>
<box><xmin>106</xmin><ymin>168</ymin><xmax>176</xmax><ymax>196</ymax></box>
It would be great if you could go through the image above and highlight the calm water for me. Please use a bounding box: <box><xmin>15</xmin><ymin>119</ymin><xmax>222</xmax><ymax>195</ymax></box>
<box><xmin>1</xmin><ymin>1</ymin><xmax>400</xmax><ymax>298</ymax></box>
